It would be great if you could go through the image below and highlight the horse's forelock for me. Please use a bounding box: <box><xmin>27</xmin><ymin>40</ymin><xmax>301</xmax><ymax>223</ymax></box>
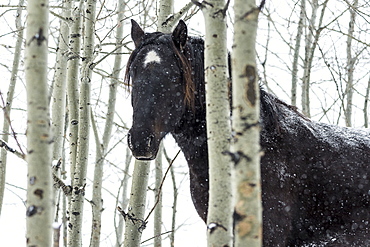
<box><xmin>125</xmin><ymin>33</ymin><xmax>196</xmax><ymax>110</ymax></box>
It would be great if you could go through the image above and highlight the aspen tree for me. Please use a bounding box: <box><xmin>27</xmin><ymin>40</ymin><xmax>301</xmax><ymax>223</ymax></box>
<box><xmin>291</xmin><ymin>0</ymin><xmax>305</xmax><ymax>106</ymax></box>
<box><xmin>89</xmin><ymin>0</ymin><xmax>126</xmax><ymax>245</ymax></box>
<box><xmin>66</xmin><ymin>1</ymin><xmax>83</xmax><ymax>177</ymax></box>
<box><xmin>232</xmin><ymin>0</ymin><xmax>263</xmax><ymax>246</ymax></box>
<box><xmin>50</xmin><ymin>6</ymin><xmax>71</xmax><ymax>235</ymax></box>
<box><xmin>25</xmin><ymin>0</ymin><xmax>53</xmax><ymax>245</ymax></box>
<box><xmin>153</xmin><ymin>142</ymin><xmax>163</xmax><ymax>247</ymax></box>
<box><xmin>301</xmin><ymin>0</ymin><xmax>328</xmax><ymax>117</ymax></box>
<box><xmin>0</xmin><ymin>0</ymin><xmax>24</xmax><ymax>216</ymax></box>
<box><xmin>114</xmin><ymin>147</ymin><xmax>132</xmax><ymax>247</ymax></box>
<box><xmin>123</xmin><ymin>160</ymin><xmax>151</xmax><ymax>247</ymax></box>
<box><xmin>301</xmin><ymin>0</ymin><xmax>318</xmax><ymax>117</ymax></box>
<box><xmin>345</xmin><ymin>0</ymin><xmax>358</xmax><ymax>127</ymax></box>
<box><xmin>194</xmin><ymin>0</ymin><xmax>233</xmax><ymax>246</ymax></box>
<box><xmin>68</xmin><ymin>0</ymin><xmax>96</xmax><ymax>245</ymax></box>
<box><xmin>51</xmin><ymin>0</ymin><xmax>71</xmax><ymax>169</ymax></box>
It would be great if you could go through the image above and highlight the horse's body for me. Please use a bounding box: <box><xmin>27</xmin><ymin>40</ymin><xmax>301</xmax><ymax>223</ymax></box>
<box><xmin>126</xmin><ymin>20</ymin><xmax>370</xmax><ymax>246</ymax></box>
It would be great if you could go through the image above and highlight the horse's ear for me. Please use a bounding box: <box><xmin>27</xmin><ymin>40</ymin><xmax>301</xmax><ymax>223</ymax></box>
<box><xmin>172</xmin><ymin>20</ymin><xmax>187</xmax><ymax>50</ymax></box>
<box><xmin>131</xmin><ymin>19</ymin><xmax>144</xmax><ymax>48</ymax></box>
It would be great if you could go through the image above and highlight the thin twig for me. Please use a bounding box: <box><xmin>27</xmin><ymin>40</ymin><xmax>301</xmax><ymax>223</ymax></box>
<box><xmin>144</xmin><ymin>150</ymin><xmax>181</xmax><ymax>222</ymax></box>
<box><xmin>140</xmin><ymin>230</ymin><xmax>173</xmax><ymax>244</ymax></box>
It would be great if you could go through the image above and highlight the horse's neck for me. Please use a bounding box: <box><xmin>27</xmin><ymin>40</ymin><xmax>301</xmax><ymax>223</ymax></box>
<box><xmin>172</xmin><ymin>108</ymin><xmax>208</xmax><ymax>162</ymax></box>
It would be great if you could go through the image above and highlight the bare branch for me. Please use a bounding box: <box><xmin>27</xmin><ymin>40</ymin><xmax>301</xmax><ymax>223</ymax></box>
<box><xmin>0</xmin><ymin>138</ymin><xmax>25</xmax><ymax>159</ymax></box>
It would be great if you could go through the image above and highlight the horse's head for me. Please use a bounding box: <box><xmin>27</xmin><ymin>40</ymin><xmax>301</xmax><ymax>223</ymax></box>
<box><xmin>126</xmin><ymin>20</ymin><xmax>194</xmax><ymax>160</ymax></box>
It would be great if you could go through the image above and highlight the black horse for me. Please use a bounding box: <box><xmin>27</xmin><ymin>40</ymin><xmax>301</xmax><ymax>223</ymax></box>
<box><xmin>125</xmin><ymin>20</ymin><xmax>370</xmax><ymax>246</ymax></box>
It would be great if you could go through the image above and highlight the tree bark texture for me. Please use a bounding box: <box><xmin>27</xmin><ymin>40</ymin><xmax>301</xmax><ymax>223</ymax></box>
<box><xmin>157</xmin><ymin>0</ymin><xmax>174</xmax><ymax>32</ymax></box>
<box><xmin>89</xmin><ymin>0</ymin><xmax>125</xmax><ymax>245</ymax></box>
<box><xmin>25</xmin><ymin>0</ymin><xmax>53</xmax><ymax>245</ymax></box>
<box><xmin>123</xmin><ymin>160</ymin><xmax>151</xmax><ymax>247</ymax></box>
<box><xmin>345</xmin><ymin>0</ymin><xmax>358</xmax><ymax>127</ymax></box>
<box><xmin>154</xmin><ymin>143</ymin><xmax>163</xmax><ymax>247</ymax></box>
<box><xmin>301</xmin><ymin>0</ymin><xmax>328</xmax><ymax>117</ymax></box>
<box><xmin>114</xmin><ymin>147</ymin><xmax>132</xmax><ymax>247</ymax></box>
<box><xmin>291</xmin><ymin>0</ymin><xmax>305</xmax><ymax>106</ymax></box>
<box><xmin>301</xmin><ymin>0</ymin><xmax>318</xmax><ymax>117</ymax></box>
<box><xmin>232</xmin><ymin>0</ymin><xmax>262</xmax><ymax>246</ymax></box>
<box><xmin>66</xmin><ymin>0</ymin><xmax>83</xmax><ymax>177</ymax></box>
<box><xmin>51</xmin><ymin>0</ymin><xmax>71</xmax><ymax>164</ymax></box>
<box><xmin>50</xmin><ymin>1</ymin><xmax>71</xmax><ymax>225</ymax></box>
<box><xmin>199</xmin><ymin>0</ymin><xmax>233</xmax><ymax>246</ymax></box>
<box><xmin>68</xmin><ymin>0</ymin><xmax>96</xmax><ymax>245</ymax></box>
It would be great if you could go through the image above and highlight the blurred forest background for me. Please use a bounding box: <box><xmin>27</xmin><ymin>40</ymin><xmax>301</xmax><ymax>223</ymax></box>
<box><xmin>0</xmin><ymin>0</ymin><xmax>369</xmax><ymax>246</ymax></box>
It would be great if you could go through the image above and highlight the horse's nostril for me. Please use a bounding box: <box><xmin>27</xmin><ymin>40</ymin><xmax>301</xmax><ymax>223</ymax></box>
<box><xmin>148</xmin><ymin>134</ymin><xmax>155</xmax><ymax>147</ymax></box>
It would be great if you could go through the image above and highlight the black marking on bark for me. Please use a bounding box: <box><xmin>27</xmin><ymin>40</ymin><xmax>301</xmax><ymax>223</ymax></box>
<box><xmin>34</xmin><ymin>189</ymin><xmax>43</xmax><ymax>199</ymax></box>
<box><xmin>233</xmin><ymin>210</ymin><xmax>246</xmax><ymax>222</ymax></box>
<box><xmin>207</xmin><ymin>222</ymin><xmax>228</xmax><ymax>234</ymax></box>
<box><xmin>223</xmin><ymin>150</ymin><xmax>251</xmax><ymax>165</ymax></box>
<box><xmin>26</xmin><ymin>205</ymin><xmax>38</xmax><ymax>217</ymax></box>
<box><xmin>28</xmin><ymin>28</ymin><xmax>47</xmax><ymax>46</ymax></box>
<box><xmin>71</xmin><ymin>119</ymin><xmax>79</xmax><ymax>125</ymax></box>
<box><xmin>70</xmin><ymin>33</ymin><xmax>81</xmax><ymax>38</ymax></box>
<box><xmin>242</xmin><ymin>121</ymin><xmax>260</xmax><ymax>132</ymax></box>
<box><xmin>239</xmin><ymin>0</ymin><xmax>266</xmax><ymax>21</ymax></box>
<box><xmin>245</xmin><ymin>65</ymin><xmax>257</xmax><ymax>106</ymax></box>
<box><xmin>117</xmin><ymin>206</ymin><xmax>147</xmax><ymax>233</ymax></box>
<box><xmin>213</xmin><ymin>0</ymin><xmax>230</xmax><ymax>18</ymax></box>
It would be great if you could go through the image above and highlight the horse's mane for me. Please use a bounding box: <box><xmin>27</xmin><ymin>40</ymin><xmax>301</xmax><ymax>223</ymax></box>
<box><xmin>260</xmin><ymin>89</ymin><xmax>309</xmax><ymax>136</ymax></box>
<box><xmin>183</xmin><ymin>37</ymin><xmax>205</xmax><ymax>111</ymax></box>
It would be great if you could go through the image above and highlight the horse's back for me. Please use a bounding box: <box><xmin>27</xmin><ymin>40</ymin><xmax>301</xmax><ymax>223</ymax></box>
<box><xmin>260</xmin><ymin>112</ymin><xmax>370</xmax><ymax>246</ymax></box>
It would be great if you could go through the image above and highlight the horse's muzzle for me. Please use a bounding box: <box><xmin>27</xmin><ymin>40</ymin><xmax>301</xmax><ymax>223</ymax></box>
<box><xmin>127</xmin><ymin>129</ymin><xmax>159</xmax><ymax>160</ymax></box>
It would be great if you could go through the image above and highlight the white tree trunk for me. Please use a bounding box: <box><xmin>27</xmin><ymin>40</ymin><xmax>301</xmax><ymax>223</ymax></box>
<box><xmin>67</xmin><ymin>0</ymin><xmax>96</xmax><ymax>245</ymax></box>
<box><xmin>25</xmin><ymin>0</ymin><xmax>53</xmax><ymax>245</ymax></box>
<box><xmin>66</xmin><ymin>0</ymin><xmax>83</xmax><ymax>177</ymax></box>
<box><xmin>123</xmin><ymin>160</ymin><xmax>151</xmax><ymax>247</ymax></box>
<box><xmin>154</xmin><ymin>143</ymin><xmax>163</xmax><ymax>247</ymax></box>
<box><xmin>51</xmin><ymin>0</ymin><xmax>71</xmax><ymax>166</ymax></box>
<box><xmin>301</xmin><ymin>0</ymin><xmax>328</xmax><ymax>117</ymax></box>
<box><xmin>301</xmin><ymin>0</ymin><xmax>318</xmax><ymax>117</ymax></box>
<box><xmin>51</xmin><ymin>2</ymin><xmax>71</xmax><ymax>229</ymax></box>
<box><xmin>0</xmin><ymin>0</ymin><xmax>24</xmax><ymax>216</ymax></box>
<box><xmin>157</xmin><ymin>0</ymin><xmax>174</xmax><ymax>32</ymax></box>
<box><xmin>291</xmin><ymin>0</ymin><xmax>305</xmax><ymax>106</ymax></box>
<box><xmin>232</xmin><ymin>0</ymin><xmax>262</xmax><ymax>246</ymax></box>
<box><xmin>198</xmin><ymin>0</ymin><xmax>233</xmax><ymax>246</ymax></box>
<box><xmin>345</xmin><ymin>0</ymin><xmax>358</xmax><ymax>127</ymax></box>
<box><xmin>115</xmin><ymin>147</ymin><xmax>132</xmax><ymax>247</ymax></box>
<box><xmin>89</xmin><ymin>0</ymin><xmax>125</xmax><ymax>245</ymax></box>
